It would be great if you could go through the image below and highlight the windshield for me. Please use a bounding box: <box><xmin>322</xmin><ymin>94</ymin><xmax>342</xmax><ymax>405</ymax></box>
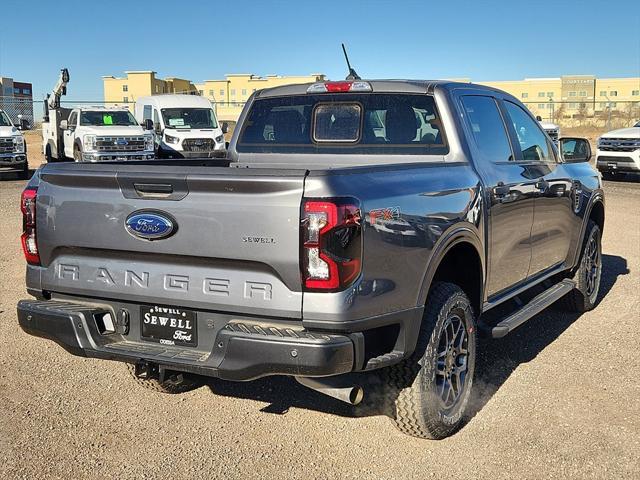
<box><xmin>80</xmin><ymin>110</ymin><xmax>138</xmax><ymax>126</ymax></box>
<box><xmin>0</xmin><ymin>111</ymin><xmax>13</xmax><ymax>127</ymax></box>
<box><xmin>634</xmin><ymin>121</ymin><xmax>640</xmax><ymax>127</ymax></box>
<box><xmin>161</xmin><ymin>108</ymin><xmax>218</xmax><ymax>129</ymax></box>
<box><xmin>238</xmin><ymin>93</ymin><xmax>447</xmax><ymax>155</ymax></box>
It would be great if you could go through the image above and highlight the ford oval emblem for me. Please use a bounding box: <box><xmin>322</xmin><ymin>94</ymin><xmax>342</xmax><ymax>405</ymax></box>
<box><xmin>125</xmin><ymin>211</ymin><xmax>176</xmax><ymax>240</ymax></box>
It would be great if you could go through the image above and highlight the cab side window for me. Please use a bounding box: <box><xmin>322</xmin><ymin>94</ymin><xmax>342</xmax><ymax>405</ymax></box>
<box><xmin>503</xmin><ymin>102</ymin><xmax>554</xmax><ymax>162</ymax></box>
<box><xmin>461</xmin><ymin>96</ymin><xmax>513</xmax><ymax>164</ymax></box>
<box><xmin>67</xmin><ymin>111</ymin><xmax>78</xmax><ymax>127</ymax></box>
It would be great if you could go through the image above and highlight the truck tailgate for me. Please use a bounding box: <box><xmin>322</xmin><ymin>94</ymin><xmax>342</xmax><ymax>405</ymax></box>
<box><xmin>34</xmin><ymin>163</ymin><xmax>306</xmax><ymax>318</ymax></box>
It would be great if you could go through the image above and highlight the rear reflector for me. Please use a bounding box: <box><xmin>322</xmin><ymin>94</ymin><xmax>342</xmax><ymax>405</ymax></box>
<box><xmin>21</xmin><ymin>187</ymin><xmax>39</xmax><ymax>265</ymax></box>
<box><xmin>301</xmin><ymin>198</ymin><xmax>362</xmax><ymax>291</ymax></box>
<box><xmin>307</xmin><ymin>81</ymin><xmax>372</xmax><ymax>94</ymax></box>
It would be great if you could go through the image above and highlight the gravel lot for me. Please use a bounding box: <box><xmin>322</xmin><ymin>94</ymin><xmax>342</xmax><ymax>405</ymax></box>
<box><xmin>1</xmin><ymin>166</ymin><xmax>639</xmax><ymax>479</ymax></box>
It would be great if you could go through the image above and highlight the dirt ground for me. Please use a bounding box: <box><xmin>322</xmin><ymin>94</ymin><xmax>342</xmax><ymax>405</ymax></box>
<box><xmin>0</xmin><ymin>159</ymin><xmax>639</xmax><ymax>479</ymax></box>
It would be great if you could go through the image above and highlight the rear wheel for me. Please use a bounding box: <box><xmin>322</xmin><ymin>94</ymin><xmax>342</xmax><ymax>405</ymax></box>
<box><xmin>385</xmin><ymin>282</ymin><xmax>476</xmax><ymax>439</ymax></box>
<box><xmin>126</xmin><ymin>363</ymin><xmax>202</xmax><ymax>394</ymax></box>
<box><xmin>45</xmin><ymin>144</ymin><xmax>54</xmax><ymax>163</ymax></box>
<box><xmin>561</xmin><ymin>220</ymin><xmax>602</xmax><ymax>313</ymax></box>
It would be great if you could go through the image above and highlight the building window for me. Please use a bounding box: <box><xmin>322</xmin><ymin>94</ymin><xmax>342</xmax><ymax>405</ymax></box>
<box><xmin>22</xmin><ymin>88</ymin><xmax>31</xmax><ymax>95</ymax></box>
<box><xmin>230</xmin><ymin>89</ymin><xmax>236</xmax><ymax>96</ymax></box>
<box><xmin>242</xmin><ymin>89</ymin><xmax>247</xmax><ymax>96</ymax></box>
<box><xmin>599</xmin><ymin>102</ymin><xmax>607</xmax><ymax>109</ymax></box>
<box><xmin>632</xmin><ymin>90</ymin><xmax>640</xmax><ymax>96</ymax></box>
<box><xmin>547</xmin><ymin>92</ymin><xmax>554</xmax><ymax>97</ymax></box>
<box><xmin>610</xmin><ymin>102</ymin><xmax>617</xmax><ymax>108</ymax></box>
<box><xmin>13</xmin><ymin>87</ymin><xmax>20</xmax><ymax>94</ymax></box>
<box><xmin>579</xmin><ymin>91</ymin><xmax>587</xmax><ymax>97</ymax></box>
<box><xmin>198</xmin><ymin>90</ymin><xmax>203</xmax><ymax>96</ymax></box>
<box><xmin>209</xmin><ymin>89</ymin><xmax>214</xmax><ymax>97</ymax></box>
<box><xmin>568</xmin><ymin>103</ymin><xmax>577</xmax><ymax>108</ymax></box>
<box><xmin>538</xmin><ymin>104</ymin><xmax>546</xmax><ymax>109</ymax></box>
<box><xmin>599</xmin><ymin>90</ymin><xmax>607</xmax><ymax>96</ymax></box>
<box><xmin>123</xmin><ymin>96</ymin><xmax>128</xmax><ymax>103</ymax></box>
<box><xmin>568</xmin><ymin>91</ymin><xmax>577</xmax><ymax>97</ymax></box>
<box><xmin>538</xmin><ymin>92</ymin><xmax>545</xmax><ymax>98</ymax></box>
<box><xmin>155</xmin><ymin>85</ymin><xmax>159</xmax><ymax>93</ymax></box>
<box><xmin>219</xmin><ymin>89</ymin><xmax>224</xmax><ymax>97</ymax></box>
<box><xmin>123</xmin><ymin>85</ymin><xmax>128</xmax><ymax>92</ymax></box>
<box><xmin>521</xmin><ymin>93</ymin><xmax>528</xmax><ymax>98</ymax></box>
<box><xmin>610</xmin><ymin>91</ymin><xmax>618</xmax><ymax>96</ymax></box>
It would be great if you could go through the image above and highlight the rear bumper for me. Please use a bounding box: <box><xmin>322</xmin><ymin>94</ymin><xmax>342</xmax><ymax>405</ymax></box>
<box><xmin>17</xmin><ymin>299</ymin><xmax>355</xmax><ymax>381</ymax></box>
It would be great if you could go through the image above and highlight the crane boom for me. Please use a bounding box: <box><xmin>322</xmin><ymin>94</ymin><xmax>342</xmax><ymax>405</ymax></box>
<box><xmin>47</xmin><ymin>68</ymin><xmax>70</xmax><ymax>110</ymax></box>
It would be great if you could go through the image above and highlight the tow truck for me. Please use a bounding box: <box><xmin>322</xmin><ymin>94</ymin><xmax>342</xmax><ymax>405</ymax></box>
<box><xmin>42</xmin><ymin>68</ymin><xmax>155</xmax><ymax>162</ymax></box>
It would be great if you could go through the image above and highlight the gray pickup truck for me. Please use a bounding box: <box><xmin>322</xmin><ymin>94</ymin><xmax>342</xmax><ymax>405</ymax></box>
<box><xmin>17</xmin><ymin>80</ymin><xmax>604</xmax><ymax>439</ymax></box>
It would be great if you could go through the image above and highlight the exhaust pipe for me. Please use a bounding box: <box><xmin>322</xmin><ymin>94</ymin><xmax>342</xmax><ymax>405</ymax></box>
<box><xmin>295</xmin><ymin>376</ymin><xmax>364</xmax><ymax>406</ymax></box>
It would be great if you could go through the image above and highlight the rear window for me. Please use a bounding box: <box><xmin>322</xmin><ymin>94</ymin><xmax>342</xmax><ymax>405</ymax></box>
<box><xmin>237</xmin><ymin>94</ymin><xmax>447</xmax><ymax>155</ymax></box>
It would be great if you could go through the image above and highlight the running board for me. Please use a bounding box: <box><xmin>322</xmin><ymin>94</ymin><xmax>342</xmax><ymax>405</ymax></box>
<box><xmin>490</xmin><ymin>279</ymin><xmax>576</xmax><ymax>338</ymax></box>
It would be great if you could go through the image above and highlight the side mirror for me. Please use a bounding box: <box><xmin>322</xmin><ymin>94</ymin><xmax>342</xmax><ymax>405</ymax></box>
<box><xmin>19</xmin><ymin>118</ymin><xmax>30</xmax><ymax>130</ymax></box>
<box><xmin>221</xmin><ymin>122</ymin><xmax>229</xmax><ymax>134</ymax></box>
<box><xmin>154</xmin><ymin>122</ymin><xmax>162</xmax><ymax>134</ymax></box>
<box><xmin>536</xmin><ymin>115</ymin><xmax>542</xmax><ymax>121</ymax></box>
<box><xmin>60</xmin><ymin>120</ymin><xmax>68</xmax><ymax>130</ymax></box>
<box><xmin>144</xmin><ymin>118</ymin><xmax>154</xmax><ymax>131</ymax></box>
<box><xmin>560</xmin><ymin>137</ymin><xmax>592</xmax><ymax>163</ymax></box>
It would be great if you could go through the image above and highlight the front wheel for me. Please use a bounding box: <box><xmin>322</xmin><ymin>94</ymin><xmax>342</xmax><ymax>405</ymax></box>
<box><xmin>73</xmin><ymin>144</ymin><xmax>82</xmax><ymax>162</ymax></box>
<box><xmin>385</xmin><ymin>282</ymin><xmax>476</xmax><ymax>439</ymax></box>
<box><xmin>561</xmin><ymin>220</ymin><xmax>602</xmax><ymax>312</ymax></box>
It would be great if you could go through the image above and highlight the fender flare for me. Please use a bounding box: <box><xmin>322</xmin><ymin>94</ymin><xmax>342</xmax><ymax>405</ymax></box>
<box><xmin>416</xmin><ymin>224</ymin><xmax>485</xmax><ymax>307</ymax></box>
<box><xmin>570</xmin><ymin>191</ymin><xmax>605</xmax><ymax>269</ymax></box>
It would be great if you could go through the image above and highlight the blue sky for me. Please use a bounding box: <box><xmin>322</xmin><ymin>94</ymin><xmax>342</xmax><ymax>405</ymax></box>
<box><xmin>0</xmin><ymin>0</ymin><xmax>638</xmax><ymax>102</ymax></box>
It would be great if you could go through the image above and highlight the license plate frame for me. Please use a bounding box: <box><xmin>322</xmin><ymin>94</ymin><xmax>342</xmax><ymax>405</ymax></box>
<box><xmin>140</xmin><ymin>305</ymin><xmax>197</xmax><ymax>347</ymax></box>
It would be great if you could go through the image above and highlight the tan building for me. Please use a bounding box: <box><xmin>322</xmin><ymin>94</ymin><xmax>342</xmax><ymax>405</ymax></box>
<box><xmin>104</xmin><ymin>71</ymin><xmax>638</xmax><ymax>122</ymax></box>
<box><xmin>479</xmin><ymin>76</ymin><xmax>640</xmax><ymax>120</ymax></box>
<box><xmin>103</xmin><ymin>71</ymin><xmax>325</xmax><ymax>120</ymax></box>
<box><xmin>102</xmin><ymin>71</ymin><xmax>198</xmax><ymax>110</ymax></box>
<box><xmin>194</xmin><ymin>73</ymin><xmax>325</xmax><ymax>121</ymax></box>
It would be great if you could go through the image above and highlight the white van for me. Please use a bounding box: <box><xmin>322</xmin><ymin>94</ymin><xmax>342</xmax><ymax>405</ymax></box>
<box><xmin>135</xmin><ymin>95</ymin><xmax>226</xmax><ymax>158</ymax></box>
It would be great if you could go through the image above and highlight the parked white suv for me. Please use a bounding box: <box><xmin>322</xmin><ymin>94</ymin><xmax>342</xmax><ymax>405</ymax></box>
<box><xmin>596</xmin><ymin>121</ymin><xmax>640</xmax><ymax>178</ymax></box>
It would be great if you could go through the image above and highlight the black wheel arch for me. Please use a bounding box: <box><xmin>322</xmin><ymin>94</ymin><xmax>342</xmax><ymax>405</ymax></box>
<box><xmin>417</xmin><ymin>225</ymin><xmax>485</xmax><ymax>316</ymax></box>
<box><xmin>570</xmin><ymin>192</ymin><xmax>605</xmax><ymax>270</ymax></box>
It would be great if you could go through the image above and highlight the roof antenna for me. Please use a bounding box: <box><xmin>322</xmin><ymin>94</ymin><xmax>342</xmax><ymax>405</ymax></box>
<box><xmin>342</xmin><ymin>43</ymin><xmax>361</xmax><ymax>80</ymax></box>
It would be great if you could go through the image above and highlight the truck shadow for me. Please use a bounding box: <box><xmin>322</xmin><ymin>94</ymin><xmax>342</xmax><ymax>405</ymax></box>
<box><xmin>205</xmin><ymin>254</ymin><xmax>629</xmax><ymax>424</ymax></box>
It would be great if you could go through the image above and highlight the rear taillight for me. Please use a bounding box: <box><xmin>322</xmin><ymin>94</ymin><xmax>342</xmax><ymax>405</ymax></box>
<box><xmin>301</xmin><ymin>198</ymin><xmax>362</xmax><ymax>291</ymax></box>
<box><xmin>21</xmin><ymin>187</ymin><xmax>39</xmax><ymax>265</ymax></box>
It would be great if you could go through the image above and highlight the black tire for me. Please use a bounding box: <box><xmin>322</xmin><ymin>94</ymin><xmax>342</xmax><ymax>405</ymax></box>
<box><xmin>385</xmin><ymin>282</ymin><xmax>477</xmax><ymax>439</ymax></box>
<box><xmin>18</xmin><ymin>161</ymin><xmax>30</xmax><ymax>180</ymax></box>
<box><xmin>73</xmin><ymin>144</ymin><xmax>82</xmax><ymax>162</ymax></box>
<box><xmin>45</xmin><ymin>144</ymin><xmax>54</xmax><ymax>163</ymax></box>
<box><xmin>126</xmin><ymin>363</ymin><xmax>202</xmax><ymax>394</ymax></box>
<box><xmin>561</xmin><ymin>220</ymin><xmax>602</xmax><ymax>313</ymax></box>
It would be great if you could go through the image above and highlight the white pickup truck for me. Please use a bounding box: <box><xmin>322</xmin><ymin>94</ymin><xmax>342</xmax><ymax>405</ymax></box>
<box><xmin>134</xmin><ymin>95</ymin><xmax>226</xmax><ymax>159</ymax></box>
<box><xmin>0</xmin><ymin>109</ymin><xmax>28</xmax><ymax>178</ymax></box>
<box><xmin>43</xmin><ymin>106</ymin><xmax>155</xmax><ymax>162</ymax></box>
<box><xmin>596</xmin><ymin>121</ymin><xmax>640</xmax><ymax>179</ymax></box>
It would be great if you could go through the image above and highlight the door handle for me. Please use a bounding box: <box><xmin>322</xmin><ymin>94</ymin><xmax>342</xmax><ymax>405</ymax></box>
<box><xmin>535</xmin><ymin>179</ymin><xmax>549</xmax><ymax>191</ymax></box>
<box><xmin>494</xmin><ymin>183</ymin><xmax>510</xmax><ymax>197</ymax></box>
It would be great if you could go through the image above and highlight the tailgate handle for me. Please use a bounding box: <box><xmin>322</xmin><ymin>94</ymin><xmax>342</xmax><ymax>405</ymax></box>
<box><xmin>134</xmin><ymin>183</ymin><xmax>174</xmax><ymax>197</ymax></box>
